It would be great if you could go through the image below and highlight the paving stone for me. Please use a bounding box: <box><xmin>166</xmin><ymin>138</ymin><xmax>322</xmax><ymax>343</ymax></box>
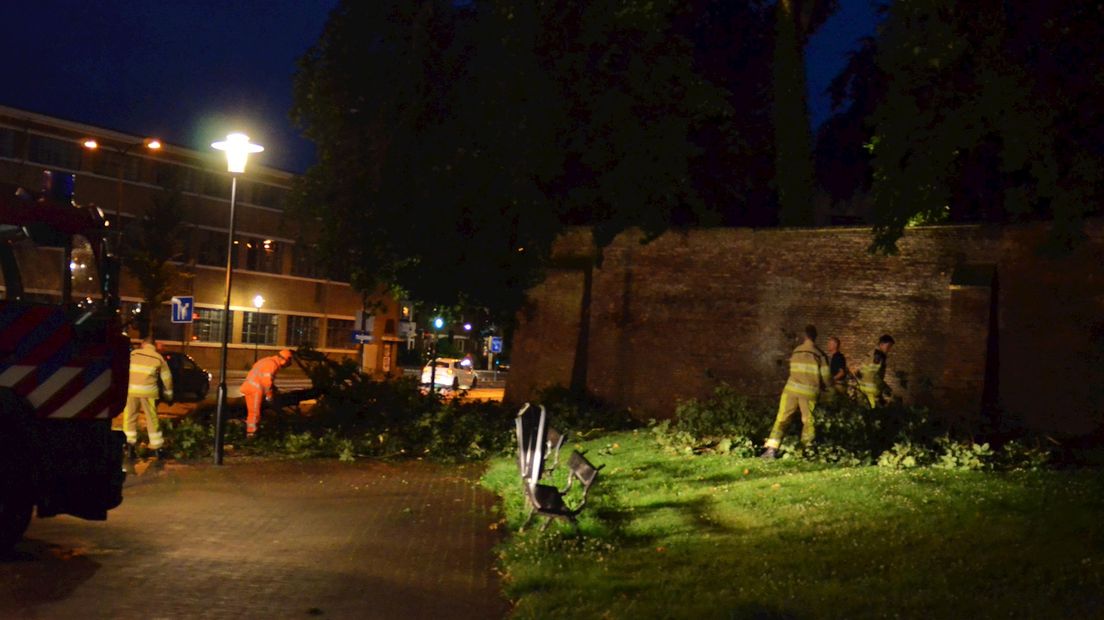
<box><xmin>0</xmin><ymin>459</ymin><xmax>510</xmax><ymax>619</ymax></box>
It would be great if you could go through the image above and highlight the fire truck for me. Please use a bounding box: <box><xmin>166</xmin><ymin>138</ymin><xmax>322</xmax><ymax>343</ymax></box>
<box><xmin>0</xmin><ymin>172</ymin><xmax>129</xmax><ymax>551</ymax></box>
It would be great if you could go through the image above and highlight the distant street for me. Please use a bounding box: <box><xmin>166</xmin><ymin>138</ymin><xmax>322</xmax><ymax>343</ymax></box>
<box><xmin>158</xmin><ymin>370</ymin><xmax>505</xmax><ymax>418</ymax></box>
<box><xmin>1</xmin><ymin>459</ymin><xmax>509</xmax><ymax>619</ymax></box>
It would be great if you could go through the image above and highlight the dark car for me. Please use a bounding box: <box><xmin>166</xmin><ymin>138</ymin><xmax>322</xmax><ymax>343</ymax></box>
<box><xmin>162</xmin><ymin>352</ymin><xmax>211</xmax><ymax>402</ymax></box>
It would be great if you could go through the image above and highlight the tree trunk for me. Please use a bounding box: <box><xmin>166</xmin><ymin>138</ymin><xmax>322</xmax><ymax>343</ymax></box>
<box><xmin>773</xmin><ymin>0</ymin><xmax>816</xmax><ymax>227</ymax></box>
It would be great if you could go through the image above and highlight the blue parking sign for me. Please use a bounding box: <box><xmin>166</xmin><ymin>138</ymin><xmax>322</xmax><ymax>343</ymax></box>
<box><xmin>171</xmin><ymin>296</ymin><xmax>194</xmax><ymax>323</ymax></box>
<box><xmin>490</xmin><ymin>336</ymin><xmax>503</xmax><ymax>353</ymax></box>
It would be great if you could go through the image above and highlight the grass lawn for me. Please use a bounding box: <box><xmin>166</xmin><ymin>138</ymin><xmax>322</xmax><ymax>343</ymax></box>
<box><xmin>482</xmin><ymin>430</ymin><xmax>1104</xmax><ymax>619</ymax></box>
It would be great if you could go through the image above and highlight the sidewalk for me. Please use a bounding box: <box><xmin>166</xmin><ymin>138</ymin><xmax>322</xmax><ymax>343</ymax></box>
<box><xmin>5</xmin><ymin>459</ymin><xmax>511</xmax><ymax>619</ymax></box>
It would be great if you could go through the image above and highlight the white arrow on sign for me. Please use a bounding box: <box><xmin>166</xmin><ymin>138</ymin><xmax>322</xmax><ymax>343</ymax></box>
<box><xmin>171</xmin><ymin>296</ymin><xmax>194</xmax><ymax>324</ymax></box>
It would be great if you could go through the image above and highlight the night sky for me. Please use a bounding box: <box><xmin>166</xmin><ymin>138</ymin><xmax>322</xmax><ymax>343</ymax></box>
<box><xmin>0</xmin><ymin>0</ymin><xmax>879</xmax><ymax>174</ymax></box>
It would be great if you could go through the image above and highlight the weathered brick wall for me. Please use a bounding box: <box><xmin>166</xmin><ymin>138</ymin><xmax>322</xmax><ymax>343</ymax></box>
<box><xmin>506</xmin><ymin>220</ymin><xmax>1104</xmax><ymax>436</ymax></box>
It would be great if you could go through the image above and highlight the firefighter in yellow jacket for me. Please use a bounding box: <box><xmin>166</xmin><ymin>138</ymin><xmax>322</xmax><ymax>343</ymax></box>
<box><xmin>241</xmin><ymin>349</ymin><xmax>293</xmax><ymax>437</ymax></box>
<box><xmin>123</xmin><ymin>338</ymin><xmax>173</xmax><ymax>459</ymax></box>
<box><xmin>761</xmin><ymin>325</ymin><xmax>830</xmax><ymax>459</ymax></box>
<box><xmin>856</xmin><ymin>334</ymin><xmax>896</xmax><ymax>407</ymax></box>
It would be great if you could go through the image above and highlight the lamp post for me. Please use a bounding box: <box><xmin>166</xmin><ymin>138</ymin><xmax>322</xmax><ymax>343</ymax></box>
<box><xmin>81</xmin><ymin>137</ymin><xmax>161</xmax><ymax>222</ymax></box>
<box><xmin>429</xmin><ymin>316</ymin><xmax>444</xmax><ymax>393</ymax></box>
<box><xmin>211</xmin><ymin>133</ymin><xmax>264</xmax><ymax>466</ymax></box>
<box><xmin>251</xmin><ymin>294</ymin><xmax>265</xmax><ymax>362</ymax></box>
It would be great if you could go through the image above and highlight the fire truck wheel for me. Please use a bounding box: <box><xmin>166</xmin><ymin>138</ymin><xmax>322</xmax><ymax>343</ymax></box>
<box><xmin>0</xmin><ymin>392</ymin><xmax>34</xmax><ymax>552</ymax></box>
<box><xmin>0</xmin><ymin>489</ymin><xmax>33</xmax><ymax>553</ymax></box>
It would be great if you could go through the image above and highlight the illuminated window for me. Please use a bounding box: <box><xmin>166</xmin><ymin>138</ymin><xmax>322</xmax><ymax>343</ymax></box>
<box><xmin>194</xmin><ymin>308</ymin><xmax>232</xmax><ymax>343</ymax></box>
<box><xmin>242</xmin><ymin>311</ymin><xmax>278</xmax><ymax>346</ymax></box>
<box><xmin>242</xmin><ymin>236</ymin><xmax>283</xmax><ymax>274</ymax></box>
<box><xmin>287</xmin><ymin>315</ymin><xmax>320</xmax><ymax>347</ymax></box>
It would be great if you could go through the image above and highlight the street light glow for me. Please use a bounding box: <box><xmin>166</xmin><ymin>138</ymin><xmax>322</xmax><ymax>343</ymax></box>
<box><xmin>434</xmin><ymin>317</ymin><xmax>444</xmax><ymax>329</ymax></box>
<box><xmin>82</xmin><ymin>139</ymin><xmax>98</xmax><ymax>150</ymax></box>
<box><xmin>145</xmin><ymin>139</ymin><xmax>162</xmax><ymax>150</ymax></box>
<box><xmin>211</xmin><ymin>130</ymin><xmax>268</xmax><ymax>466</ymax></box>
<box><xmin>212</xmin><ymin>133</ymin><xmax>264</xmax><ymax>174</ymax></box>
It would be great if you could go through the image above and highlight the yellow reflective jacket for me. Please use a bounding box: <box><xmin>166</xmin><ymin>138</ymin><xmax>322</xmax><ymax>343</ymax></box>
<box><xmin>128</xmin><ymin>343</ymin><xmax>173</xmax><ymax>400</ymax></box>
<box><xmin>858</xmin><ymin>350</ymin><xmax>887</xmax><ymax>397</ymax></box>
<box><xmin>783</xmin><ymin>341</ymin><xmax>830</xmax><ymax>400</ymax></box>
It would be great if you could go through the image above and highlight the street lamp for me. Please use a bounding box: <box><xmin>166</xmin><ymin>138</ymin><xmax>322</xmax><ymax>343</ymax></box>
<box><xmin>251</xmin><ymin>294</ymin><xmax>265</xmax><ymax>362</ymax></box>
<box><xmin>429</xmin><ymin>317</ymin><xmax>444</xmax><ymax>392</ymax></box>
<box><xmin>80</xmin><ymin>137</ymin><xmax>162</xmax><ymax>222</ymax></box>
<box><xmin>210</xmin><ymin>132</ymin><xmax>264</xmax><ymax>466</ymax></box>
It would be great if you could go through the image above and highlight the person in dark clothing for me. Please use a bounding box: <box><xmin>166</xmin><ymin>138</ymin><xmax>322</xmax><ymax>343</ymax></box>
<box><xmin>826</xmin><ymin>336</ymin><xmax>847</xmax><ymax>398</ymax></box>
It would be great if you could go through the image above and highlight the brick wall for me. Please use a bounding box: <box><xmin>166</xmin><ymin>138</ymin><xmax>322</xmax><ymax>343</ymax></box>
<box><xmin>506</xmin><ymin>220</ymin><xmax>1104</xmax><ymax>436</ymax></box>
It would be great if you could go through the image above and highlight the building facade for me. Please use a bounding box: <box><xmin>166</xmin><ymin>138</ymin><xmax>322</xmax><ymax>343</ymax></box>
<box><xmin>0</xmin><ymin>105</ymin><xmax>401</xmax><ymax>376</ymax></box>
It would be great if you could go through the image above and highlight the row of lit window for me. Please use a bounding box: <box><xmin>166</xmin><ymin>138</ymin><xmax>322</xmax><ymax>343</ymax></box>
<box><xmin>135</xmin><ymin>304</ymin><xmax>356</xmax><ymax>349</ymax></box>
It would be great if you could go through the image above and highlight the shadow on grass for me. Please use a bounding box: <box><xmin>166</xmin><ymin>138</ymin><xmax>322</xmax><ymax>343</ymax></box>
<box><xmin>724</xmin><ymin>604</ymin><xmax>800</xmax><ymax>620</ymax></box>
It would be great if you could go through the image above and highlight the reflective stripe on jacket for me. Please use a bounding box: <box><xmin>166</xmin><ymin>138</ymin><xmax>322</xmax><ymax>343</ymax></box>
<box><xmin>128</xmin><ymin>343</ymin><xmax>173</xmax><ymax>399</ymax></box>
<box><xmin>783</xmin><ymin>342</ymin><xmax>829</xmax><ymax>401</ymax></box>
<box><xmin>241</xmin><ymin>355</ymin><xmax>282</xmax><ymax>396</ymax></box>
<box><xmin>857</xmin><ymin>350</ymin><xmax>887</xmax><ymax>396</ymax></box>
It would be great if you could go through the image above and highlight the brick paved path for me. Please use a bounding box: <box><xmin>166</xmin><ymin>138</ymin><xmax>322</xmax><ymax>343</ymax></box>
<box><xmin>0</xmin><ymin>459</ymin><xmax>510</xmax><ymax>619</ymax></box>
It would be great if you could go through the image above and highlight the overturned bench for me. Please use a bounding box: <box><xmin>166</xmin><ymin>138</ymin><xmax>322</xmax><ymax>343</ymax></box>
<box><xmin>515</xmin><ymin>403</ymin><xmax>603</xmax><ymax>531</ymax></box>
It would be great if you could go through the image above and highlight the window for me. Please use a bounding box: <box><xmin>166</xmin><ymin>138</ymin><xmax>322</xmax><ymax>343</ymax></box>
<box><xmin>0</xmin><ymin>127</ymin><xmax>15</xmax><ymax>158</ymax></box>
<box><xmin>291</xmin><ymin>243</ymin><xmax>325</xmax><ymax>279</ymax></box>
<box><xmin>286</xmin><ymin>315</ymin><xmax>320</xmax><ymax>347</ymax></box>
<box><xmin>106</xmin><ymin>213</ymin><xmax>135</xmax><ymax>238</ymax></box>
<box><xmin>70</xmin><ymin>235</ymin><xmax>101</xmax><ymax>301</ymax></box>
<box><xmin>203</xmin><ymin>171</ymin><xmax>231</xmax><ymax>199</ymax></box>
<box><xmin>193</xmin><ymin>228</ymin><xmax>231</xmax><ymax>267</ymax></box>
<box><xmin>10</xmin><ymin>236</ymin><xmax>63</xmax><ymax>299</ymax></box>
<box><xmin>156</xmin><ymin>162</ymin><xmax>194</xmax><ymax>190</ymax></box>
<box><xmin>252</xmin><ymin>183</ymin><xmax>288</xmax><ymax>210</ymax></box>
<box><xmin>92</xmin><ymin>151</ymin><xmax>141</xmax><ymax>181</ymax></box>
<box><xmin>242</xmin><ymin>236</ymin><xmax>283</xmax><ymax>274</ymax></box>
<box><xmin>242</xmin><ymin>311</ymin><xmax>278</xmax><ymax>345</ymax></box>
<box><xmin>120</xmin><ymin>301</ymin><xmax>142</xmax><ymax>332</ymax></box>
<box><xmin>194</xmin><ymin>308</ymin><xmax>232</xmax><ymax>343</ymax></box>
<box><xmin>325</xmin><ymin>318</ymin><xmax>356</xmax><ymax>349</ymax></box>
<box><xmin>27</xmin><ymin>135</ymin><xmax>81</xmax><ymax>170</ymax></box>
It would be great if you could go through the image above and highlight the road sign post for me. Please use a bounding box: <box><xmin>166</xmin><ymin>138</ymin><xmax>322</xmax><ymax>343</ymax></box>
<box><xmin>171</xmin><ymin>296</ymin><xmax>194</xmax><ymax>324</ymax></box>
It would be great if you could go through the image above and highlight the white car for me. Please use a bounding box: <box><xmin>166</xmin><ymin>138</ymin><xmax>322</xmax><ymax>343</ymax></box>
<box><xmin>421</xmin><ymin>358</ymin><xmax>478</xmax><ymax>390</ymax></box>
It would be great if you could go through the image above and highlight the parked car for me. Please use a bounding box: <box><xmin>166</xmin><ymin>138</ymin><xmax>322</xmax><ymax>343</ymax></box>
<box><xmin>420</xmin><ymin>357</ymin><xmax>478</xmax><ymax>390</ymax></box>
<box><xmin>162</xmin><ymin>352</ymin><xmax>211</xmax><ymax>402</ymax></box>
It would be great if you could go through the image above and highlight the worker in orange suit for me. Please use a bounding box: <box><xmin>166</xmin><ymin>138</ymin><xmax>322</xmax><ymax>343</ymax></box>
<box><xmin>240</xmin><ymin>349</ymin><xmax>293</xmax><ymax>437</ymax></box>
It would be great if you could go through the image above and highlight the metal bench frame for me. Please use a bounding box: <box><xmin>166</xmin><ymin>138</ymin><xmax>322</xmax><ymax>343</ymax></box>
<box><xmin>515</xmin><ymin>403</ymin><xmax>602</xmax><ymax>532</ymax></box>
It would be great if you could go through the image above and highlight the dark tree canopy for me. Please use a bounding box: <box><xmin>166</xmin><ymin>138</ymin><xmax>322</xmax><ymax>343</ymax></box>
<box><xmin>773</xmin><ymin>0</ymin><xmax>837</xmax><ymax>227</ymax></box>
<box><xmin>817</xmin><ymin>1</ymin><xmax>1104</xmax><ymax>252</ymax></box>
<box><xmin>121</xmin><ymin>189</ymin><xmax>188</xmax><ymax>337</ymax></box>
<box><xmin>290</xmin><ymin>0</ymin><xmax>778</xmax><ymax>318</ymax></box>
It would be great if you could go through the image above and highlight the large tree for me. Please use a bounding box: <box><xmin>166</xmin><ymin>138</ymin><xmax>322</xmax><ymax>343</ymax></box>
<box><xmin>772</xmin><ymin>0</ymin><xmax>837</xmax><ymax>227</ymax></box>
<box><xmin>121</xmin><ymin>189</ymin><xmax>189</xmax><ymax>337</ymax></box>
<box><xmin>291</xmin><ymin>1</ymin><xmax>772</xmax><ymax>319</ymax></box>
<box><xmin>858</xmin><ymin>1</ymin><xmax>1104</xmax><ymax>252</ymax></box>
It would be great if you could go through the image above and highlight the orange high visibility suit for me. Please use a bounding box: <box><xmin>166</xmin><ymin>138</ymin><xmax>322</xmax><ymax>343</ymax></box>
<box><xmin>241</xmin><ymin>350</ymin><xmax>292</xmax><ymax>435</ymax></box>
